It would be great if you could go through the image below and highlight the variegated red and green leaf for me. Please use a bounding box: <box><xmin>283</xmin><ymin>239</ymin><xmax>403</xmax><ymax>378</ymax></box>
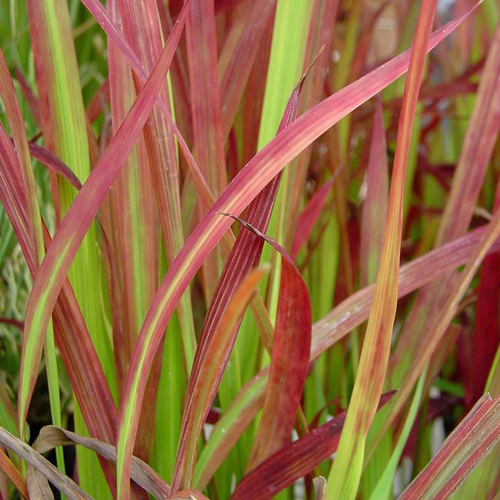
<box><xmin>217</xmin><ymin>216</ymin><xmax>312</xmax><ymax>473</ymax></box>
<box><xmin>360</xmin><ymin>97</ymin><xmax>389</xmax><ymax>287</ymax></box>
<box><xmin>326</xmin><ymin>3</ymin><xmax>439</xmax><ymax>497</ymax></box>
<box><xmin>399</xmin><ymin>394</ymin><xmax>500</xmax><ymax>500</ymax></box>
<box><xmin>171</xmin><ymin>266</ymin><xmax>269</xmax><ymax>493</ymax></box>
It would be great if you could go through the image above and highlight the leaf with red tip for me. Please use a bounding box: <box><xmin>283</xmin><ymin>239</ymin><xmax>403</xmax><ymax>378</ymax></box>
<box><xmin>290</xmin><ymin>177</ymin><xmax>335</xmax><ymax>260</ymax></box>
<box><xmin>216</xmin><ymin>215</ymin><xmax>312</xmax><ymax>473</ymax></box>
<box><xmin>390</xmin><ymin>9</ymin><xmax>500</xmax><ymax>404</ymax></box>
<box><xmin>327</xmin><ymin>3</ymin><xmax>439</xmax><ymax>495</ymax></box>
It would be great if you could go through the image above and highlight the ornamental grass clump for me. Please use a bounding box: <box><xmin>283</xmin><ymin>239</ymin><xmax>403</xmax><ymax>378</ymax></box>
<box><xmin>0</xmin><ymin>0</ymin><xmax>500</xmax><ymax>499</ymax></box>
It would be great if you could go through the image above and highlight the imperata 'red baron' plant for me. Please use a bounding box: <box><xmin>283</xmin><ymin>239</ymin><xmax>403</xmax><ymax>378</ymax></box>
<box><xmin>1</xmin><ymin>0</ymin><xmax>500</xmax><ymax>498</ymax></box>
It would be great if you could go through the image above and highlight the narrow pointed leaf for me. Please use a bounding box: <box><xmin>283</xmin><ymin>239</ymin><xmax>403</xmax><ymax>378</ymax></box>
<box><xmin>219</xmin><ymin>0</ymin><xmax>277</xmax><ymax>140</ymax></box>
<box><xmin>290</xmin><ymin>177</ymin><xmax>335</xmax><ymax>260</ymax></box>
<box><xmin>24</xmin><ymin>141</ymin><xmax>82</xmax><ymax>190</ymax></box>
<box><xmin>0</xmin><ymin>447</ymin><xmax>28</xmax><ymax>499</ymax></box>
<box><xmin>326</xmin><ymin>3</ymin><xmax>438</xmax><ymax>497</ymax></box>
<box><xmin>360</xmin><ymin>98</ymin><xmax>389</xmax><ymax>287</ymax></box>
<box><xmin>233</xmin><ymin>215</ymin><xmax>311</xmax><ymax>471</ymax></box>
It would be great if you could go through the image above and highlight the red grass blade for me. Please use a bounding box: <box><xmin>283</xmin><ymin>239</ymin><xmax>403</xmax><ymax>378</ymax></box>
<box><xmin>20</xmin><ymin>140</ymin><xmax>82</xmax><ymax>190</ymax></box>
<box><xmin>399</xmin><ymin>394</ymin><xmax>500</xmax><ymax>500</ymax></box>
<box><xmin>360</xmin><ymin>98</ymin><xmax>388</xmax><ymax>287</ymax></box>
<box><xmin>468</xmin><ymin>251</ymin><xmax>500</xmax><ymax>407</ymax></box>
<box><xmin>186</xmin><ymin>0</ymin><xmax>227</xmax><ymax>196</ymax></box>
<box><xmin>225</xmin><ymin>216</ymin><xmax>312</xmax><ymax>472</ymax></box>
<box><xmin>219</xmin><ymin>0</ymin><xmax>277</xmax><ymax>140</ymax></box>
<box><xmin>186</xmin><ymin>0</ymin><xmax>228</xmax><ymax>298</ymax></box>
<box><xmin>231</xmin><ymin>392</ymin><xmax>395</xmax><ymax>500</ymax></box>
<box><xmin>290</xmin><ymin>177</ymin><xmax>335</xmax><ymax>260</ymax></box>
<box><xmin>467</xmin><ymin>182</ymin><xmax>500</xmax><ymax>407</ymax></box>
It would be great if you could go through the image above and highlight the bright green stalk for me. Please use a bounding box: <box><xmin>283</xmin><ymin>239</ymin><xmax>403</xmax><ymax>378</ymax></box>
<box><xmin>257</xmin><ymin>0</ymin><xmax>311</xmax><ymax>321</ymax></box>
<box><xmin>26</xmin><ymin>0</ymin><xmax>115</xmax><ymax>497</ymax></box>
<box><xmin>153</xmin><ymin>312</ymin><xmax>186</xmax><ymax>483</ymax></box>
<box><xmin>368</xmin><ymin>367</ymin><xmax>427</xmax><ymax>500</ymax></box>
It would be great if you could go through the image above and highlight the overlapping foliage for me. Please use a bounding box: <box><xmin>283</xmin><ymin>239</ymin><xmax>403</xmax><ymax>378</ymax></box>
<box><xmin>0</xmin><ymin>0</ymin><xmax>500</xmax><ymax>499</ymax></box>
